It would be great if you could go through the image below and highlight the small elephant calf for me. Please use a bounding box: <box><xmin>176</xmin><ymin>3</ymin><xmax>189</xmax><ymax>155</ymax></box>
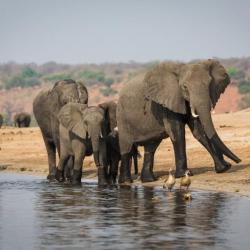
<box><xmin>55</xmin><ymin>103</ymin><xmax>108</xmax><ymax>185</ymax></box>
<box><xmin>106</xmin><ymin>130</ymin><xmax>141</xmax><ymax>184</ymax></box>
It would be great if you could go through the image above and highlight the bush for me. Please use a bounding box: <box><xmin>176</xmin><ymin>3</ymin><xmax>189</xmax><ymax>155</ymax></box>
<box><xmin>4</xmin><ymin>67</ymin><xmax>42</xmax><ymax>89</ymax></box>
<box><xmin>43</xmin><ymin>73</ymin><xmax>72</xmax><ymax>82</ymax></box>
<box><xmin>79</xmin><ymin>71</ymin><xmax>105</xmax><ymax>82</ymax></box>
<box><xmin>227</xmin><ymin>67</ymin><xmax>245</xmax><ymax>80</ymax></box>
<box><xmin>22</xmin><ymin>67</ymin><xmax>41</xmax><ymax>78</ymax></box>
<box><xmin>238</xmin><ymin>80</ymin><xmax>250</xmax><ymax>94</ymax></box>
<box><xmin>104</xmin><ymin>78</ymin><xmax>114</xmax><ymax>87</ymax></box>
<box><xmin>99</xmin><ymin>86</ymin><xmax>117</xmax><ymax>96</ymax></box>
<box><xmin>5</xmin><ymin>76</ymin><xmax>41</xmax><ymax>89</ymax></box>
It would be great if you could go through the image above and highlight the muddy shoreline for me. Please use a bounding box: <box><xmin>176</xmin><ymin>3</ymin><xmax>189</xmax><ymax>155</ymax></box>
<box><xmin>1</xmin><ymin>111</ymin><xmax>250</xmax><ymax>196</ymax></box>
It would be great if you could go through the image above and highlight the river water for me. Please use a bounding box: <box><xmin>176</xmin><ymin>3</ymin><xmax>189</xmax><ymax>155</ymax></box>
<box><xmin>0</xmin><ymin>173</ymin><xmax>249</xmax><ymax>250</ymax></box>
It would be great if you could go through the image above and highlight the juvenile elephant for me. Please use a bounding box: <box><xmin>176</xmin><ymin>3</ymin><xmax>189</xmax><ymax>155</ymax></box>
<box><xmin>55</xmin><ymin>103</ymin><xmax>108</xmax><ymax>185</ymax></box>
<box><xmin>14</xmin><ymin>112</ymin><xmax>31</xmax><ymax>127</ymax></box>
<box><xmin>106</xmin><ymin>130</ymin><xmax>140</xmax><ymax>184</ymax></box>
<box><xmin>33</xmin><ymin>79</ymin><xmax>88</xmax><ymax>180</ymax></box>
<box><xmin>98</xmin><ymin>101</ymin><xmax>140</xmax><ymax>183</ymax></box>
<box><xmin>117</xmin><ymin>59</ymin><xmax>241</xmax><ymax>183</ymax></box>
<box><xmin>0</xmin><ymin>114</ymin><xmax>3</xmax><ymax>128</ymax></box>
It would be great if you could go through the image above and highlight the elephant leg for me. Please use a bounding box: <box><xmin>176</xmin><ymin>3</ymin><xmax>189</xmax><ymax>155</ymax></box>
<box><xmin>132</xmin><ymin>145</ymin><xmax>139</xmax><ymax>175</ymax></box>
<box><xmin>97</xmin><ymin>139</ymin><xmax>109</xmax><ymax>186</ymax></box>
<box><xmin>188</xmin><ymin>118</ymin><xmax>231</xmax><ymax>173</ymax></box>
<box><xmin>64</xmin><ymin>156</ymin><xmax>74</xmax><ymax>182</ymax></box>
<box><xmin>141</xmin><ymin>140</ymin><xmax>161</xmax><ymax>182</ymax></box>
<box><xmin>109</xmin><ymin>153</ymin><xmax>120</xmax><ymax>185</ymax></box>
<box><xmin>119</xmin><ymin>153</ymin><xmax>133</xmax><ymax>184</ymax></box>
<box><xmin>42</xmin><ymin>135</ymin><xmax>57</xmax><ymax>180</ymax></box>
<box><xmin>166</xmin><ymin>119</ymin><xmax>189</xmax><ymax>178</ymax></box>
<box><xmin>55</xmin><ymin>153</ymin><xmax>69</xmax><ymax>182</ymax></box>
<box><xmin>72</xmin><ymin>142</ymin><xmax>85</xmax><ymax>185</ymax></box>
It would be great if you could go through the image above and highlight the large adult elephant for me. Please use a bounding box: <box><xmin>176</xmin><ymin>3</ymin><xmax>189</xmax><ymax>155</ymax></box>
<box><xmin>33</xmin><ymin>79</ymin><xmax>88</xmax><ymax>180</ymax></box>
<box><xmin>117</xmin><ymin>60</ymin><xmax>241</xmax><ymax>183</ymax></box>
<box><xmin>14</xmin><ymin>112</ymin><xmax>31</xmax><ymax>127</ymax></box>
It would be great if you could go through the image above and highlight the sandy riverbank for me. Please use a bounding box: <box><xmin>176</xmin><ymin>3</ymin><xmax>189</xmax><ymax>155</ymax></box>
<box><xmin>1</xmin><ymin>110</ymin><xmax>250</xmax><ymax>196</ymax></box>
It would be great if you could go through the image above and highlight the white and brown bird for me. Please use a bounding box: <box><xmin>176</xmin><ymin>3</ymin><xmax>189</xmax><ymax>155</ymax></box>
<box><xmin>163</xmin><ymin>168</ymin><xmax>176</xmax><ymax>191</ymax></box>
<box><xmin>180</xmin><ymin>170</ymin><xmax>191</xmax><ymax>190</ymax></box>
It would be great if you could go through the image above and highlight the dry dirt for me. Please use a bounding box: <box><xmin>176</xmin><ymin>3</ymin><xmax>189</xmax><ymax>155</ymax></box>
<box><xmin>0</xmin><ymin>111</ymin><xmax>250</xmax><ymax>196</ymax></box>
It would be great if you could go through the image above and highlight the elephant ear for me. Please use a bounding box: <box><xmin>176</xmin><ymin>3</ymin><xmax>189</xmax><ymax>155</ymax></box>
<box><xmin>99</xmin><ymin>101</ymin><xmax>117</xmax><ymax>133</ymax></box>
<box><xmin>205</xmin><ymin>59</ymin><xmax>230</xmax><ymax>108</ymax></box>
<box><xmin>76</xmin><ymin>80</ymin><xmax>88</xmax><ymax>104</ymax></box>
<box><xmin>144</xmin><ymin>63</ymin><xmax>186</xmax><ymax>114</ymax></box>
<box><xmin>58</xmin><ymin>103</ymin><xmax>88</xmax><ymax>139</ymax></box>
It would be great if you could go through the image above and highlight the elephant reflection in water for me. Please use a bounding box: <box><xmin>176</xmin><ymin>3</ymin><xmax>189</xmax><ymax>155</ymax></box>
<box><xmin>35</xmin><ymin>184</ymin><xmax>229</xmax><ymax>249</ymax></box>
<box><xmin>35</xmin><ymin>185</ymin><xmax>95</xmax><ymax>247</ymax></box>
<box><xmin>90</xmin><ymin>187</ymin><xmax>230</xmax><ymax>249</ymax></box>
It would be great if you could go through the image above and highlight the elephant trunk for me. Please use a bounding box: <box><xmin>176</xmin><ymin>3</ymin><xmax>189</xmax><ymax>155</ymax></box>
<box><xmin>90</xmin><ymin>128</ymin><xmax>101</xmax><ymax>167</ymax></box>
<box><xmin>192</xmin><ymin>96</ymin><xmax>241</xmax><ymax>163</ymax></box>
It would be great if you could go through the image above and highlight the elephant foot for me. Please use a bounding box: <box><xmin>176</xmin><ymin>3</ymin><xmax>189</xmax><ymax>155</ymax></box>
<box><xmin>109</xmin><ymin>173</ymin><xmax>117</xmax><ymax>185</ymax></box>
<box><xmin>141</xmin><ymin>170</ymin><xmax>156</xmax><ymax>182</ymax></box>
<box><xmin>215</xmin><ymin>162</ymin><xmax>231</xmax><ymax>173</ymax></box>
<box><xmin>55</xmin><ymin>169</ymin><xmax>64</xmax><ymax>182</ymax></box>
<box><xmin>72</xmin><ymin>169</ymin><xmax>82</xmax><ymax>185</ymax></box>
<box><xmin>65</xmin><ymin>169</ymin><xmax>72</xmax><ymax>182</ymax></box>
<box><xmin>118</xmin><ymin>165</ymin><xmax>132</xmax><ymax>184</ymax></box>
<box><xmin>175</xmin><ymin>168</ymin><xmax>193</xmax><ymax>178</ymax></box>
<box><xmin>98</xmin><ymin>167</ymin><xmax>109</xmax><ymax>186</ymax></box>
<box><xmin>118</xmin><ymin>174</ymin><xmax>133</xmax><ymax>184</ymax></box>
<box><xmin>47</xmin><ymin>167</ymin><xmax>57</xmax><ymax>181</ymax></box>
<box><xmin>222</xmin><ymin>159</ymin><xmax>232</xmax><ymax>168</ymax></box>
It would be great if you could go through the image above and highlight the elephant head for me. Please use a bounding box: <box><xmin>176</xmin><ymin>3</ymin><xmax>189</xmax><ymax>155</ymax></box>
<box><xmin>58</xmin><ymin>103</ymin><xmax>106</xmax><ymax>167</ymax></box>
<box><xmin>145</xmin><ymin>59</ymin><xmax>240</xmax><ymax>163</ymax></box>
<box><xmin>49</xmin><ymin>79</ymin><xmax>88</xmax><ymax>111</ymax></box>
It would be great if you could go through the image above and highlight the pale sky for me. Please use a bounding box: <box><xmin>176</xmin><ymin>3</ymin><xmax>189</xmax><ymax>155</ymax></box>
<box><xmin>0</xmin><ymin>0</ymin><xmax>250</xmax><ymax>64</ymax></box>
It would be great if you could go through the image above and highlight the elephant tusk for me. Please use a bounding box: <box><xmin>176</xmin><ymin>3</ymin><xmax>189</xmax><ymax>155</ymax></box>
<box><xmin>114</xmin><ymin>126</ymin><xmax>118</xmax><ymax>131</ymax></box>
<box><xmin>191</xmin><ymin>107</ymin><xmax>199</xmax><ymax>118</ymax></box>
<box><xmin>100</xmin><ymin>132</ymin><xmax>103</xmax><ymax>138</ymax></box>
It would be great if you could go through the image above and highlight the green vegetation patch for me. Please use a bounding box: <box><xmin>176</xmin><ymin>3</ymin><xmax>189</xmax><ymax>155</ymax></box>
<box><xmin>100</xmin><ymin>86</ymin><xmax>117</xmax><ymax>96</ymax></box>
<box><xmin>238</xmin><ymin>80</ymin><xmax>250</xmax><ymax>94</ymax></box>
<box><xmin>43</xmin><ymin>73</ymin><xmax>72</xmax><ymax>82</ymax></box>
<box><xmin>5</xmin><ymin>67</ymin><xmax>41</xmax><ymax>89</ymax></box>
<box><xmin>227</xmin><ymin>67</ymin><xmax>245</xmax><ymax>80</ymax></box>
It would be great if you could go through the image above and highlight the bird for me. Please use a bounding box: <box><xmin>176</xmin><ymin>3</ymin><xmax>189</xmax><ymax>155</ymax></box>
<box><xmin>163</xmin><ymin>168</ymin><xmax>176</xmax><ymax>191</ymax></box>
<box><xmin>180</xmin><ymin>170</ymin><xmax>191</xmax><ymax>190</ymax></box>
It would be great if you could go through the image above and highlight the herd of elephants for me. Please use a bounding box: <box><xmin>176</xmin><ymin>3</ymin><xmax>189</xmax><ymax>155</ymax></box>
<box><xmin>1</xmin><ymin>59</ymin><xmax>243</xmax><ymax>185</ymax></box>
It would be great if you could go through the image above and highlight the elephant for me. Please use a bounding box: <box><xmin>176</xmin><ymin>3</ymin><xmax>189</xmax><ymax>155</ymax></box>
<box><xmin>14</xmin><ymin>112</ymin><xmax>31</xmax><ymax>127</ymax></box>
<box><xmin>55</xmin><ymin>103</ymin><xmax>108</xmax><ymax>185</ymax></box>
<box><xmin>117</xmin><ymin>59</ymin><xmax>241</xmax><ymax>183</ymax></box>
<box><xmin>106</xmin><ymin>130</ymin><xmax>141</xmax><ymax>184</ymax></box>
<box><xmin>98</xmin><ymin>101</ymin><xmax>140</xmax><ymax>183</ymax></box>
<box><xmin>33</xmin><ymin>79</ymin><xmax>88</xmax><ymax>180</ymax></box>
<box><xmin>0</xmin><ymin>114</ymin><xmax>3</xmax><ymax>128</ymax></box>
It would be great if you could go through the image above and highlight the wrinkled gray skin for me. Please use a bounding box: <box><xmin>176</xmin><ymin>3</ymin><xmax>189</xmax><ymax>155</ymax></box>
<box><xmin>117</xmin><ymin>59</ymin><xmax>241</xmax><ymax>183</ymax></box>
<box><xmin>0</xmin><ymin>114</ymin><xmax>3</xmax><ymax>128</ymax></box>
<box><xmin>14</xmin><ymin>112</ymin><xmax>31</xmax><ymax>127</ymax></box>
<box><xmin>33</xmin><ymin>79</ymin><xmax>88</xmax><ymax>180</ymax></box>
<box><xmin>106</xmin><ymin>130</ymin><xmax>140</xmax><ymax>184</ymax></box>
<box><xmin>98</xmin><ymin>101</ymin><xmax>140</xmax><ymax>183</ymax></box>
<box><xmin>56</xmin><ymin>103</ymin><xmax>108</xmax><ymax>185</ymax></box>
